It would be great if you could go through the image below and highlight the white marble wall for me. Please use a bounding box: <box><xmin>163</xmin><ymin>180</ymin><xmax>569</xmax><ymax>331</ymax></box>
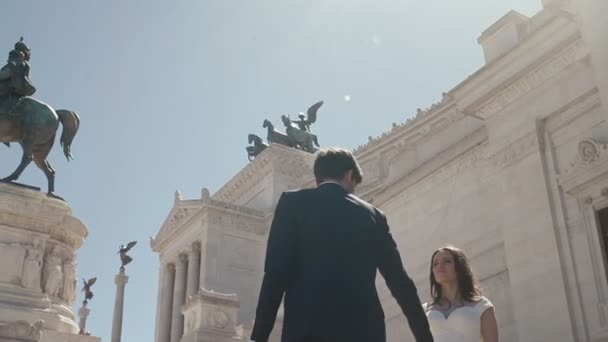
<box><xmin>355</xmin><ymin>4</ymin><xmax>608</xmax><ymax>342</ymax></box>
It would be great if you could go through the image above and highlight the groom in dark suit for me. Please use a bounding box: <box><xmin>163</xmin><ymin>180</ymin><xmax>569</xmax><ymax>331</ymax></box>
<box><xmin>251</xmin><ymin>148</ymin><xmax>433</xmax><ymax>342</ymax></box>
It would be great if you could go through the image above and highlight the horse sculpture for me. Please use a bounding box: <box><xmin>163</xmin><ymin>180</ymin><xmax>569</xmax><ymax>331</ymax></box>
<box><xmin>245</xmin><ymin>134</ymin><xmax>268</xmax><ymax>161</ymax></box>
<box><xmin>244</xmin><ymin>101</ymin><xmax>323</xmax><ymax>159</ymax></box>
<box><xmin>0</xmin><ymin>98</ymin><xmax>79</xmax><ymax>199</ymax></box>
<box><xmin>263</xmin><ymin>119</ymin><xmax>294</xmax><ymax>148</ymax></box>
<box><xmin>281</xmin><ymin>115</ymin><xmax>318</xmax><ymax>153</ymax></box>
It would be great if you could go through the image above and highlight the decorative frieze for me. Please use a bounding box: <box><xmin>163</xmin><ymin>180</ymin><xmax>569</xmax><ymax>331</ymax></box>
<box><xmin>0</xmin><ymin>320</ymin><xmax>45</xmax><ymax>341</ymax></box>
<box><xmin>545</xmin><ymin>90</ymin><xmax>601</xmax><ymax>133</ymax></box>
<box><xmin>213</xmin><ymin>144</ymin><xmax>314</xmax><ymax>204</ymax></box>
<box><xmin>486</xmin><ymin>132</ymin><xmax>540</xmax><ymax>169</ymax></box>
<box><xmin>476</xmin><ymin>39</ymin><xmax>587</xmax><ymax>119</ymax></box>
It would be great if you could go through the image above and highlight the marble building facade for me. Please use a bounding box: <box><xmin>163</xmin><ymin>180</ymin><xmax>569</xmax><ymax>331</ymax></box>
<box><xmin>151</xmin><ymin>1</ymin><xmax>608</xmax><ymax>341</ymax></box>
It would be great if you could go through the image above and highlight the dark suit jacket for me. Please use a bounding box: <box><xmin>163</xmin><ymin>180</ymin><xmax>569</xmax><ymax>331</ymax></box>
<box><xmin>251</xmin><ymin>183</ymin><xmax>433</xmax><ymax>342</ymax></box>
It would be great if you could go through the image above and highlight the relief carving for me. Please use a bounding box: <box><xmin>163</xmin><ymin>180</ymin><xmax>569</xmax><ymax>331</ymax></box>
<box><xmin>559</xmin><ymin>138</ymin><xmax>608</xmax><ymax>193</ymax></box>
<box><xmin>42</xmin><ymin>246</ymin><xmax>63</xmax><ymax>298</ymax></box>
<box><xmin>577</xmin><ymin>138</ymin><xmax>603</xmax><ymax>164</ymax></box>
<box><xmin>210</xmin><ymin>213</ymin><xmax>261</xmax><ymax>235</ymax></box>
<box><xmin>21</xmin><ymin>239</ymin><xmax>44</xmax><ymax>291</ymax></box>
<box><xmin>211</xmin><ymin>310</ymin><xmax>230</xmax><ymax>329</ymax></box>
<box><xmin>61</xmin><ymin>256</ymin><xmax>78</xmax><ymax>303</ymax></box>
<box><xmin>0</xmin><ymin>320</ymin><xmax>45</xmax><ymax>342</ymax></box>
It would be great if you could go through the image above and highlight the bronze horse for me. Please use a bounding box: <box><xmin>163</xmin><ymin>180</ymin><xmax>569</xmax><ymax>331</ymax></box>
<box><xmin>263</xmin><ymin>119</ymin><xmax>294</xmax><ymax>148</ymax></box>
<box><xmin>0</xmin><ymin>97</ymin><xmax>79</xmax><ymax>198</ymax></box>
<box><xmin>245</xmin><ymin>134</ymin><xmax>268</xmax><ymax>160</ymax></box>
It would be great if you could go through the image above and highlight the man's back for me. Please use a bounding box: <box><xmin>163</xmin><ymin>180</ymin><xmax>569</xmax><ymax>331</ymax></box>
<box><xmin>282</xmin><ymin>183</ymin><xmax>386</xmax><ymax>340</ymax></box>
<box><xmin>252</xmin><ymin>182</ymin><xmax>433</xmax><ymax>342</ymax></box>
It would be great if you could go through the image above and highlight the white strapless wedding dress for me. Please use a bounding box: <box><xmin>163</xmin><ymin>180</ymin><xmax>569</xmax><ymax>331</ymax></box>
<box><xmin>425</xmin><ymin>297</ymin><xmax>493</xmax><ymax>342</ymax></box>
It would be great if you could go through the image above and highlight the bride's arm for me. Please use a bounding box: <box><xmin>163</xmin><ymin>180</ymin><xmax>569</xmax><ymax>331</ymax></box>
<box><xmin>481</xmin><ymin>307</ymin><xmax>498</xmax><ymax>342</ymax></box>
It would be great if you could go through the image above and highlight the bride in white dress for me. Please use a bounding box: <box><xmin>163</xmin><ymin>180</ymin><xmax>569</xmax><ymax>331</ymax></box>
<box><xmin>424</xmin><ymin>246</ymin><xmax>498</xmax><ymax>342</ymax></box>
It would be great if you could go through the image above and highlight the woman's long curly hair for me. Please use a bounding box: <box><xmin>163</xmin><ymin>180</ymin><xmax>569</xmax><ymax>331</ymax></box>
<box><xmin>430</xmin><ymin>246</ymin><xmax>482</xmax><ymax>305</ymax></box>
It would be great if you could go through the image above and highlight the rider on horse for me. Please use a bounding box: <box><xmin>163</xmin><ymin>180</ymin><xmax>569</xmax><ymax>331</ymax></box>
<box><xmin>294</xmin><ymin>113</ymin><xmax>311</xmax><ymax>132</ymax></box>
<box><xmin>0</xmin><ymin>38</ymin><xmax>36</xmax><ymax>115</ymax></box>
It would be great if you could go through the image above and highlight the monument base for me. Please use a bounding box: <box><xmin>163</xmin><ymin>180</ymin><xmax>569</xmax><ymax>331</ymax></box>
<box><xmin>0</xmin><ymin>183</ymin><xmax>98</xmax><ymax>341</ymax></box>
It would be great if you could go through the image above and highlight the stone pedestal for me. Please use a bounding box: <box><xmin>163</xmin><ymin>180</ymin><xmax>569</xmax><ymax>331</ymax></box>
<box><xmin>181</xmin><ymin>288</ymin><xmax>240</xmax><ymax>342</ymax></box>
<box><xmin>0</xmin><ymin>183</ymin><xmax>100</xmax><ymax>342</ymax></box>
<box><xmin>78</xmin><ymin>305</ymin><xmax>90</xmax><ymax>335</ymax></box>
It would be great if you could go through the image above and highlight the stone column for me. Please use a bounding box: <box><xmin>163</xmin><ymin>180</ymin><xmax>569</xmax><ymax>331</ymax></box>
<box><xmin>157</xmin><ymin>263</ymin><xmax>175</xmax><ymax>342</ymax></box>
<box><xmin>111</xmin><ymin>270</ymin><xmax>129</xmax><ymax>342</ymax></box>
<box><xmin>186</xmin><ymin>242</ymin><xmax>201</xmax><ymax>298</ymax></box>
<box><xmin>78</xmin><ymin>304</ymin><xmax>90</xmax><ymax>335</ymax></box>
<box><xmin>199</xmin><ymin>240</ymin><xmax>207</xmax><ymax>291</ymax></box>
<box><xmin>170</xmin><ymin>254</ymin><xmax>187</xmax><ymax>342</ymax></box>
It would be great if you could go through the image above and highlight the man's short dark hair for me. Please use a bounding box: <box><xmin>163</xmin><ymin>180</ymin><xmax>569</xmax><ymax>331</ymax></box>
<box><xmin>313</xmin><ymin>147</ymin><xmax>363</xmax><ymax>184</ymax></box>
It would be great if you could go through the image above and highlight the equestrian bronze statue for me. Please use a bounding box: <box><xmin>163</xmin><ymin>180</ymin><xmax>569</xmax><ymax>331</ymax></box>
<box><xmin>0</xmin><ymin>38</ymin><xmax>80</xmax><ymax>199</ymax></box>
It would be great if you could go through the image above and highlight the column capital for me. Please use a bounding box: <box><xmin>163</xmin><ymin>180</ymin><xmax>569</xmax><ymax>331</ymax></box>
<box><xmin>191</xmin><ymin>241</ymin><xmax>201</xmax><ymax>253</ymax></box>
<box><xmin>115</xmin><ymin>272</ymin><xmax>129</xmax><ymax>285</ymax></box>
<box><xmin>78</xmin><ymin>306</ymin><xmax>91</xmax><ymax>316</ymax></box>
<box><xmin>178</xmin><ymin>253</ymin><xmax>188</xmax><ymax>263</ymax></box>
<box><xmin>166</xmin><ymin>262</ymin><xmax>175</xmax><ymax>272</ymax></box>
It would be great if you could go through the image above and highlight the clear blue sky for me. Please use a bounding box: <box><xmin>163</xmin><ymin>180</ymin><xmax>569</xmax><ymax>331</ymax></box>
<box><xmin>1</xmin><ymin>1</ymin><xmax>540</xmax><ymax>341</ymax></box>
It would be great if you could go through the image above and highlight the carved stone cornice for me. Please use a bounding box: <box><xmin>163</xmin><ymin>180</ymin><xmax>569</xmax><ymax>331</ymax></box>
<box><xmin>0</xmin><ymin>183</ymin><xmax>88</xmax><ymax>249</ymax></box>
<box><xmin>354</xmin><ymin>16</ymin><xmax>586</xmax><ymax>159</ymax></box>
<box><xmin>152</xmin><ymin>202</ymin><xmax>201</xmax><ymax>248</ymax></box>
<box><xmin>184</xmin><ymin>288</ymin><xmax>239</xmax><ymax>309</ymax></box>
<box><xmin>370</xmin><ymin>138</ymin><xmax>487</xmax><ymax>207</ymax></box>
<box><xmin>212</xmin><ymin>144</ymin><xmax>314</xmax><ymax>204</ymax></box>
<box><xmin>151</xmin><ymin>195</ymin><xmax>266</xmax><ymax>252</ymax></box>
<box><xmin>484</xmin><ymin>131</ymin><xmax>540</xmax><ymax>169</ymax></box>
<box><xmin>545</xmin><ymin>89</ymin><xmax>601</xmax><ymax>133</ymax></box>
<box><xmin>453</xmin><ymin>12</ymin><xmax>580</xmax><ymax>106</ymax></box>
<box><xmin>353</xmin><ymin>102</ymin><xmax>459</xmax><ymax>158</ymax></box>
<box><xmin>473</xmin><ymin>38</ymin><xmax>587</xmax><ymax>120</ymax></box>
<box><xmin>361</xmin><ymin>128</ymin><xmax>487</xmax><ymax>204</ymax></box>
<box><xmin>206</xmin><ymin>208</ymin><xmax>265</xmax><ymax>236</ymax></box>
<box><xmin>202</xmin><ymin>197</ymin><xmax>265</xmax><ymax>218</ymax></box>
